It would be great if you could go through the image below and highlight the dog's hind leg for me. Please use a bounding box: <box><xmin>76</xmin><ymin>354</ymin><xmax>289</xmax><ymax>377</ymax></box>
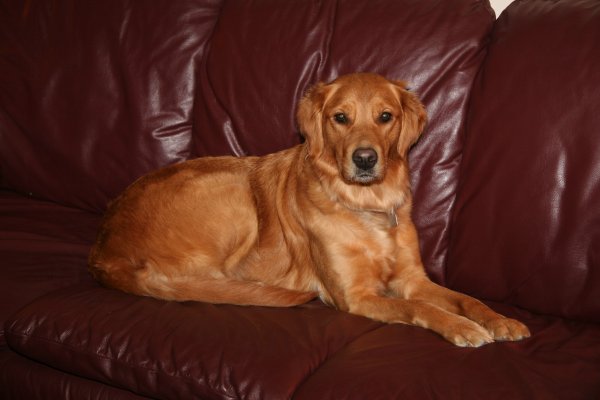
<box><xmin>89</xmin><ymin>223</ymin><xmax>319</xmax><ymax>307</ymax></box>
<box><xmin>140</xmin><ymin>274</ymin><xmax>318</xmax><ymax>306</ymax></box>
<box><xmin>91</xmin><ymin>257</ymin><xmax>317</xmax><ymax>306</ymax></box>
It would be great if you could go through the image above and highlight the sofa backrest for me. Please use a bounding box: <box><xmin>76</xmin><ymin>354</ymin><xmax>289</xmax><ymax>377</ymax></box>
<box><xmin>447</xmin><ymin>0</ymin><xmax>600</xmax><ymax>322</ymax></box>
<box><xmin>0</xmin><ymin>0</ymin><xmax>220</xmax><ymax>212</ymax></box>
<box><xmin>0</xmin><ymin>0</ymin><xmax>495</xmax><ymax>282</ymax></box>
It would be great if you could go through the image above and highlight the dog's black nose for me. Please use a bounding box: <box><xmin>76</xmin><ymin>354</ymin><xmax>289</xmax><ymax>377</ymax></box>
<box><xmin>352</xmin><ymin>148</ymin><xmax>378</xmax><ymax>170</ymax></box>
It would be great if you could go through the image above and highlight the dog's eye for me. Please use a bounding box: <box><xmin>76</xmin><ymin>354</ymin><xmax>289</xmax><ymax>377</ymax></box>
<box><xmin>333</xmin><ymin>113</ymin><xmax>348</xmax><ymax>124</ymax></box>
<box><xmin>379</xmin><ymin>112</ymin><xmax>393</xmax><ymax>123</ymax></box>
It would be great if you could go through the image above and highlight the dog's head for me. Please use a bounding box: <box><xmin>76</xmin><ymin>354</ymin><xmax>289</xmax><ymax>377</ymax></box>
<box><xmin>297</xmin><ymin>73</ymin><xmax>427</xmax><ymax>185</ymax></box>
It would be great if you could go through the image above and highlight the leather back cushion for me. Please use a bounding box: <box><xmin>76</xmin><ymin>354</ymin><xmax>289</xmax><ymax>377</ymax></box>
<box><xmin>0</xmin><ymin>0</ymin><xmax>221</xmax><ymax>211</ymax></box>
<box><xmin>446</xmin><ymin>0</ymin><xmax>600</xmax><ymax>321</ymax></box>
<box><xmin>193</xmin><ymin>0</ymin><xmax>494</xmax><ymax>281</ymax></box>
<box><xmin>0</xmin><ymin>0</ymin><xmax>494</xmax><ymax>280</ymax></box>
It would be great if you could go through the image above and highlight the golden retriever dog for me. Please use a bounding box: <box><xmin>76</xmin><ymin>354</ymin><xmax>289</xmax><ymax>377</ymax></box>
<box><xmin>89</xmin><ymin>73</ymin><xmax>530</xmax><ymax>347</ymax></box>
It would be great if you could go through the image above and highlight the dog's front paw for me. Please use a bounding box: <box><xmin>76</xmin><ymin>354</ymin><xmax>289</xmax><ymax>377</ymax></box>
<box><xmin>483</xmin><ymin>317</ymin><xmax>531</xmax><ymax>342</ymax></box>
<box><xmin>443</xmin><ymin>318</ymin><xmax>494</xmax><ymax>347</ymax></box>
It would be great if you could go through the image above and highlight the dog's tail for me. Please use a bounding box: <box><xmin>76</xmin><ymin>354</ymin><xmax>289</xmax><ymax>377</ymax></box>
<box><xmin>90</xmin><ymin>261</ymin><xmax>318</xmax><ymax>307</ymax></box>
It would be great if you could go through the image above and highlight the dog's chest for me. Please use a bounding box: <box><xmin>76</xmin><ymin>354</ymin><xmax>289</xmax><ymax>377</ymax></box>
<box><xmin>354</xmin><ymin>212</ymin><xmax>398</xmax><ymax>270</ymax></box>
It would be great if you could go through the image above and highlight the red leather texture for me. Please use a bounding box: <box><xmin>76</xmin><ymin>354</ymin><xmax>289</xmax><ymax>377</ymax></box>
<box><xmin>7</xmin><ymin>289</ymin><xmax>600</xmax><ymax>399</ymax></box>
<box><xmin>446</xmin><ymin>0</ymin><xmax>600</xmax><ymax>322</ymax></box>
<box><xmin>6</xmin><ymin>286</ymin><xmax>381</xmax><ymax>399</ymax></box>
<box><xmin>0</xmin><ymin>191</ymin><xmax>100</xmax><ymax>346</ymax></box>
<box><xmin>293</xmin><ymin>303</ymin><xmax>600</xmax><ymax>399</ymax></box>
<box><xmin>0</xmin><ymin>349</ymin><xmax>150</xmax><ymax>399</ymax></box>
<box><xmin>0</xmin><ymin>0</ymin><xmax>221</xmax><ymax>212</ymax></box>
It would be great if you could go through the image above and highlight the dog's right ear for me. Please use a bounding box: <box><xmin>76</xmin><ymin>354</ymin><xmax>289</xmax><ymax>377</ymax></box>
<box><xmin>297</xmin><ymin>82</ymin><xmax>327</xmax><ymax>158</ymax></box>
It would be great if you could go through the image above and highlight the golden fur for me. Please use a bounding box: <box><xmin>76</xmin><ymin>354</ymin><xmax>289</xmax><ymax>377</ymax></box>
<box><xmin>89</xmin><ymin>73</ymin><xmax>530</xmax><ymax>347</ymax></box>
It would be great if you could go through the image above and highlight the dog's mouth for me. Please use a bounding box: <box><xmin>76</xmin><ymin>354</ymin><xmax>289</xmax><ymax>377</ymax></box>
<box><xmin>350</xmin><ymin>170</ymin><xmax>379</xmax><ymax>184</ymax></box>
<box><xmin>343</xmin><ymin>167</ymin><xmax>383</xmax><ymax>185</ymax></box>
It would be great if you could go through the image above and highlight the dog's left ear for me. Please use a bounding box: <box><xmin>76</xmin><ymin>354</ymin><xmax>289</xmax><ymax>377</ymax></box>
<box><xmin>394</xmin><ymin>82</ymin><xmax>427</xmax><ymax>158</ymax></box>
<box><xmin>297</xmin><ymin>82</ymin><xmax>328</xmax><ymax>158</ymax></box>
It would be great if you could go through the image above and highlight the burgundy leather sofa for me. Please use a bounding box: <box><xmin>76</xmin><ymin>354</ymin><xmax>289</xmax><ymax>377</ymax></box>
<box><xmin>1</xmin><ymin>0</ymin><xmax>599</xmax><ymax>398</ymax></box>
